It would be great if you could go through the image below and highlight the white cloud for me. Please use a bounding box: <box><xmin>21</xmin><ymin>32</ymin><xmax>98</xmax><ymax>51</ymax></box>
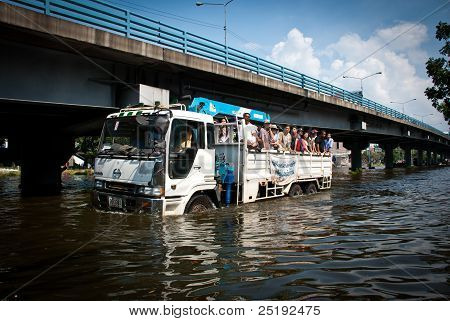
<box><xmin>268</xmin><ymin>24</ymin><xmax>447</xmax><ymax>131</ymax></box>
<box><xmin>375</xmin><ymin>23</ymin><xmax>427</xmax><ymax>51</ymax></box>
<box><xmin>268</xmin><ymin>28</ymin><xmax>321</xmax><ymax>78</ymax></box>
<box><xmin>331</xmin><ymin>59</ymin><xmax>343</xmax><ymax>71</ymax></box>
<box><xmin>243</xmin><ymin>42</ymin><xmax>262</xmax><ymax>51</ymax></box>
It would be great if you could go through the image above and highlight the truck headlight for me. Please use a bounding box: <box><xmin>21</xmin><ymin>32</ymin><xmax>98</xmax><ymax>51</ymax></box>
<box><xmin>95</xmin><ymin>180</ymin><xmax>104</xmax><ymax>189</ymax></box>
<box><xmin>136</xmin><ymin>186</ymin><xmax>164</xmax><ymax>197</ymax></box>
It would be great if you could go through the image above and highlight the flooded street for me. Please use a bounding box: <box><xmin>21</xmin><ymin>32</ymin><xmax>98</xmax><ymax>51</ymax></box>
<box><xmin>0</xmin><ymin>167</ymin><xmax>449</xmax><ymax>300</ymax></box>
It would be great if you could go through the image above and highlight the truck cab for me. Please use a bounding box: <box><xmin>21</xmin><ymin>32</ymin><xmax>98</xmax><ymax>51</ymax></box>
<box><xmin>92</xmin><ymin>104</ymin><xmax>217</xmax><ymax>215</ymax></box>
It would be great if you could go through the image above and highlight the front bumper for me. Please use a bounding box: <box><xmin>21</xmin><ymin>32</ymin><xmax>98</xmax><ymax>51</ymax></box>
<box><xmin>92</xmin><ymin>189</ymin><xmax>164</xmax><ymax>214</ymax></box>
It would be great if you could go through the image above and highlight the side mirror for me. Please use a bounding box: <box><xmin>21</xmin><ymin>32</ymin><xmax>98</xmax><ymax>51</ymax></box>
<box><xmin>154</xmin><ymin>115</ymin><xmax>170</xmax><ymax>133</ymax></box>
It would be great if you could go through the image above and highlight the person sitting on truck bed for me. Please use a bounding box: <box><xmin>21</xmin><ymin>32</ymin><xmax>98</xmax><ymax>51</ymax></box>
<box><xmin>290</xmin><ymin>126</ymin><xmax>299</xmax><ymax>151</ymax></box>
<box><xmin>218</xmin><ymin>118</ymin><xmax>229</xmax><ymax>143</ymax></box>
<box><xmin>269</xmin><ymin>125</ymin><xmax>279</xmax><ymax>150</ymax></box>
<box><xmin>278</xmin><ymin>125</ymin><xmax>292</xmax><ymax>151</ymax></box>
<box><xmin>309</xmin><ymin>129</ymin><xmax>318</xmax><ymax>154</ymax></box>
<box><xmin>325</xmin><ymin>132</ymin><xmax>334</xmax><ymax>154</ymax></box>
<box><xmin>247</xmin><ymin>130</ymin><xmax>260</xmax><ymax>150</ymax></box>
<box><xmin>297</xmin><ymin>132</ymin><xmax>310</xmax><ymax>153</ymax></box>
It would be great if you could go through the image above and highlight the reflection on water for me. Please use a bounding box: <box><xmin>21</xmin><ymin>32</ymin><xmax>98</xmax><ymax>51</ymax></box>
<box><xmin>0</xmin><ymin>168</ymin><xmax>449</xmax><ymax>300</ymax></box>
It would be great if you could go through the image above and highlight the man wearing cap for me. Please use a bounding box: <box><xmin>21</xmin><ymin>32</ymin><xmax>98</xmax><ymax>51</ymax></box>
<box><xmin>309</xmin><ymin>129</ymin><xmax>318</xmax><ymax>153</ymax></box>
<box><xmin>259</xmin><ymin>120</ymin><xmax>272</xmax><ymax>150</ymax></box>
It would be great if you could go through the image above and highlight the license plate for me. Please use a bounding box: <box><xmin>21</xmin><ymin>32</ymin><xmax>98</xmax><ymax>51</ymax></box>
<box><xmin>108</xmin><ymin>196</ymin><xmax>123</xmax><ymax>209</ymax></box>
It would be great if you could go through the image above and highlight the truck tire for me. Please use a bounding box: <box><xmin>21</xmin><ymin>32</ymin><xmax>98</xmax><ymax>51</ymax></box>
<box><xmin>305</xmin><ymin>182</ymin><xmax>318</xmax><ymax>195</ymax></box>
<box><xmin>288</xmin><ymin>183</ymin><xmax>303</xmax><ymax>197</ymax></box>
<box><xmin>185</xmin><ymin>194</ymin><xmax>214</xmax><ymax>214</ymax></box>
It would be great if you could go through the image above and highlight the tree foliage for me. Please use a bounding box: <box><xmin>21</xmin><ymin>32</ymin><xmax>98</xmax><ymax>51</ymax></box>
<box><xmin>75</xmin><ymin>136</ymin><xmax>100</xmax><ymax>167</ymax></box>
<box><xmin>425</xmin><ymin>22</ymin><xmax>449</xmax><ymax>125</ymax></box>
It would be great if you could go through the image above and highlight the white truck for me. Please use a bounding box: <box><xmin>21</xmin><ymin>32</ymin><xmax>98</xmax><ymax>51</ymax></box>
<box><xmin>92</xmin><ymin>101</ymin><xmax>332</xmax><ymax>215</ymax></box>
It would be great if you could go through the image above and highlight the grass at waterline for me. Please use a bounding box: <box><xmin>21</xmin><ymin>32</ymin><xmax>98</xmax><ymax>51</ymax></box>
<box><xmin>0</xmin><ymin>168</ymin><xmax>94</xmax><ymax>177</ymax></box>
<box><xmin>0</xmin><ymin>169</ymin><xmax>20</xmax><ymax>177</ymax></box>
<box><xmin>63</xmin><ymin>169</ymin><xmax>94</xmax><ymax>176</ymax></box>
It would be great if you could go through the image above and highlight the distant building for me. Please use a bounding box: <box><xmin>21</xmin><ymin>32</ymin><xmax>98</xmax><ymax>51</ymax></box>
<box><xmin>331</xmin><ymin>142</ymin><xmax>350</xmax><ymax>167</ymax></box>
<box><xmin>66</xmin><ymin>154</ymin><xmax>85</xmax><ymax>168</ymax></box>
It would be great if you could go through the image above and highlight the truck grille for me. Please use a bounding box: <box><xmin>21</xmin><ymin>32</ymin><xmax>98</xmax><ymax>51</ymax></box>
<box><xmin>105</xmin><ymin>182</ymin><xmax>136</xmax><ymax>194</ymax></box>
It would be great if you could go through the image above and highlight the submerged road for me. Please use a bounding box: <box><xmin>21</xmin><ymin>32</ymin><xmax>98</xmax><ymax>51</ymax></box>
<box><xmin>0</xmin><ymin>167</ymin><xmax>449</xmax><ymax>300</ymax></box>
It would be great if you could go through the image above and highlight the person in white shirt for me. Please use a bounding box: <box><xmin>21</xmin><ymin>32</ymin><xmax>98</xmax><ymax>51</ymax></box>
<box><xmin>247</xmin><ymin>130</ymin><xmax>259</xmax><ymax>150</ymax></box>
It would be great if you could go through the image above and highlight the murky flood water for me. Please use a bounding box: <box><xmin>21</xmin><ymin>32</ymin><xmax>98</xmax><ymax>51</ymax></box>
<box><xmin>0</xmin><ymin>167</ymin><xmax>449</xmax><ymax>300</ymax></box>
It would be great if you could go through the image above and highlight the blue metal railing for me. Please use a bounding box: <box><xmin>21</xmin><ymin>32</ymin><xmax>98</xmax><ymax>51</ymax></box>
<box><xmin>3</xmin><ymin>0</ymin><xmax>445</xmax><ymax>136</ymax></box>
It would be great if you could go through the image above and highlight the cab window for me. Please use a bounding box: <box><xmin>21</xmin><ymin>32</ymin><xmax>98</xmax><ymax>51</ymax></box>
<box><xmin>169</xmin><ymin>119</ymin><xmax>204</xmax><ymax>179</ymax></box>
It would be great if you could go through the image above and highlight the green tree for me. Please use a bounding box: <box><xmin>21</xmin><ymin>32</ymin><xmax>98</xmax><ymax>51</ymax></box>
<box><xmin>425</xmin><ymin>22</ymin><xmax>449</xmax><ymax>125</ymax></box>
<box><xmin>75</xmin><ymin>136</ymin><xmax>100</xmax><ymax>167</ymax></box>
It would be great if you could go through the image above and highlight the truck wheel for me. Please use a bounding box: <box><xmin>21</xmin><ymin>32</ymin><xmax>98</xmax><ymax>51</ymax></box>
<box><xmin>288</xmin><ymin>184</ymin><xmax>303</xmax><ymax>197</ymax></box>
<box><xmin>185</xmin><ymin>194</ymin><xmax>213</xmax><ymax>214</ymax></box>
<box><xmin>305</xmin><ymin>182</ymin><xmax>318</xmax><ymax>195</ymax></box>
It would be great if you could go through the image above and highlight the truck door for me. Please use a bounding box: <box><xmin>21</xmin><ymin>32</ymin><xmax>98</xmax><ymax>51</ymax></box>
<box><xmin>166</xmin><ymin>119</ymin><xmax>215</xmax><ymax>199</ymax></box>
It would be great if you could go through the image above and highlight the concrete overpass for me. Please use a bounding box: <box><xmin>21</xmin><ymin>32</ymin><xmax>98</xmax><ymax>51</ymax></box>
<box><xmin>0</xmin><ymin>0</ymin><xmax>449</xmax><ymax>194</ymax></box>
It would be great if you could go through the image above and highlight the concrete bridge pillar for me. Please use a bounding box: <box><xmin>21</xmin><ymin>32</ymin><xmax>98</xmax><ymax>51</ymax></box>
<box><xmin>343</xmin><ymin>141</ymin><xmax>369</xmax><ymax>171</ymax></box>
<box><xmin>380</xmin><ymin>143</ymin><xmax>396</xmax><ymax>169</ymax></box>
<box><xmin>417</xmin><ymin>149</ymin><xmax>424</xmax><ymax>166</ymax></box>
<box><xmin>16</xmin><ymin>132</ymin><xmax>74</xmax><ymax>196</ymax></box>
<box><xmin>433</xmin><ymin>152</ymin><xmax>438</xmax><ymax>165</ymax></box>
<box><xmin>403</xmin><ymin>146</ymin><xmax>412</xmax><ymax>167</ymax></box>
<box><xmin>384</xmin><ymin>146</ymin><xmax>394</xmax><ymax>169</ymax></box>
<box><xmin>426</xmin><ymin>150</ymin><xmax>432</xmax><ymax>166</ymax></box>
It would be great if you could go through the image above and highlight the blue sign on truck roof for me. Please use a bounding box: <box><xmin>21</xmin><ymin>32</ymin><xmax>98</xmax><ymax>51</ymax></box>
<box><xmin>188</xmin><ymin>97</ymin><xmax>270</xmax><ymax>122</ymax></box>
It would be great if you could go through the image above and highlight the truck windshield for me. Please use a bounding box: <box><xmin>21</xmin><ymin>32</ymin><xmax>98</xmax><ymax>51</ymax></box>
<box><xmin>98</xmin><ymin>114</ymin><xmax>169</xmax><ymax>157</ymax></box>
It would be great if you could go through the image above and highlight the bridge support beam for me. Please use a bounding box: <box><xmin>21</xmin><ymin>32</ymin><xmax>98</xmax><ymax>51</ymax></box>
<box><xmin>400</xmin><ymin>144</ymin><xmax>412</xmax><ymax>167</ymax></box>
<box><xmin>380</xmin><ymin>143</ymin><xmax>396</xmax><ymax>169</ymax></box>
<box><xmin>426</xmin><ymin>150</ymin><xmax>432</xmax><ymax>166</ymax></box>
<box><xmin>16</xmin><ymin>132</ymin><xmax>74</xmax><ymax>196</ymax></box>
<box><xmin>343</xmin><ymin>141</ymin><xmax>369</xmax><ymax>171</ymax></box>
<box><xmin>417</xmin><ymin>149</ymin><xmax>424</xmax><ymax>166</ymax></box>
<box><xmin>433</xmin><ymin>152</ymin><xmax>438</xmax><ymax>165</ymax></box>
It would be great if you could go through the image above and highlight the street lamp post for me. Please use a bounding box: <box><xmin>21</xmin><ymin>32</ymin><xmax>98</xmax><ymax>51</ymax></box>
<box><xmin>342</xmin><ymin>71</ymin><xmax>382</xmax><ymax>96</ymax></box>
<box><xmin>390</xmin><ymin>98</ymin><xmax>416</xmax><ymax>114</ymax></box>
<box><xmin>413</xmin><ymin>113</ymin><xmax>433</xmax><ymax>123</ymax></box>
<box><xmin>196</xmin><ymin>0</ymin><xmax>234</xmax><ymax>47</ymax></box>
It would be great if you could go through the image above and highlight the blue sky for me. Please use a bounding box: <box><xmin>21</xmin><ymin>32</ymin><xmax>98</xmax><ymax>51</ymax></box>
<box><xmin>105</xmin><ymin>0</ymin><xmax>449</xmax><ymax>130</ymax></box>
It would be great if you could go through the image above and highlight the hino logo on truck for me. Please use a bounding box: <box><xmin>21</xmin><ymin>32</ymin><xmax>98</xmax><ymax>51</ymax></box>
<box><xmin>112</xmin><ymin>169</ymin><xmax>121</xmax><ymax>179</ymax></box>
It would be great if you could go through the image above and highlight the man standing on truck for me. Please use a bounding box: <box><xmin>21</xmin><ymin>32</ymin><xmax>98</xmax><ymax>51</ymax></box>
<box><xmin>240</xmin><ymin>112</ymin><xmax>255</xmax><ymax>141</ymax></box>
<box><xmin>315</xmin><ymin>130</ymin><xmax>327</xmax><ymax>154</ymax></box>
<box><xmin>259</xmin><ymin>120</ymin><xmax>273</xmax><ymax>150</ymax></box>
<box><xmin>278</xmin><ymin>125</ymin><xmax>292</xmax><ymax>151</ymax></box>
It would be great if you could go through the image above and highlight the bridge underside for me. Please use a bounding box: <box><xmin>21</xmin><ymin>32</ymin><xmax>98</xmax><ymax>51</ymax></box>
<box><xmin>0</xmin><ymin>6</ymin><xmax>449</xmax><ymax>195</ymax></box>
<box><xmin>0</xmin><ymin>99</ymin><xmax>116</xmax><ymax>195</ymax></box>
